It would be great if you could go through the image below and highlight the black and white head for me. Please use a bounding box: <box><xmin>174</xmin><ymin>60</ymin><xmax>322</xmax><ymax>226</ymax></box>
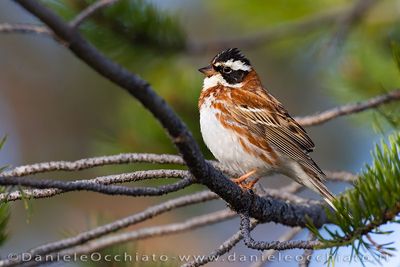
<box><xmin>199</xmin><ymin>48</ymin><xmax>252</xmax><ymax>89</ymax></box>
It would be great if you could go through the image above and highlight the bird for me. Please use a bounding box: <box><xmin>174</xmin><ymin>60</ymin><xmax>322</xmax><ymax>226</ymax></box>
<box><xmin>198</xmin><ymin>48</ymin><xmax>336</xmax><ymax>210</ymax></box>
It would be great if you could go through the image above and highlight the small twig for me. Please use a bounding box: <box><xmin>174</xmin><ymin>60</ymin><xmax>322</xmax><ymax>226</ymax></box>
<box><xmin>0</xmin><ymin>153</ymin><xmax>185</xmax><ymax>177</ymax></box>
<box><xmin>15</xmin><ymin>209</ymin><xmax>236</xmax><ymax>267</ymax></box>
<box><xmin>281</xmin><ymin>182</ymin><xmax>303</xmax><ymax>194</ymax></box>
<box><xmin>240</xmin><ymin>213</ymin><xmax>322</xmax><ymax>250</ymax></box>
<box><xmin>0</xmin><ymin>169</ymin><xmax>190</xmax><ymax>201</ymax></box>
<box><xmin>263</xmin><ymin>188</ymin><xmax>321</xmax><ymax>205</ymax></box>
<box><xmin>296</xmin><ymin>89</ymin><xmax>400</xmax><ymax>126</ymax></box>
<box><xmin>182</xmin><ymin>220</ymin><xmax>259</xmax><ymax>267</ymax></box>
<box><xmin>0</xmin><ymin>175</ymin><xmax>195</xmax><ymax>197</ymax></box>
<box><xmin>0</xmin><ymin>23</ymin><xmax>51</xmax><ymax>35</ymax></box>
<box><xmin>249</xmin><ymin>227</ymin><xmax>303</xmax><ymax>267</ymax></box>
<box><xmin>324</xmin><ymin>170</ymin><xmax>358</xmax><ymax>183</ymax></box>
<box><xmin>0</xmin><ymin>190</ymin><xmax>219</xmax><ymax>267</ymax></box>
<box><xmin>182</xmin><ymin>183</ymin><xmax>305</xmax><ymax>267</ymax></box>
<box><xmin>69</xmin><ymin>0</ymin><xmax>119</xmax><ymax>28</ymax></box>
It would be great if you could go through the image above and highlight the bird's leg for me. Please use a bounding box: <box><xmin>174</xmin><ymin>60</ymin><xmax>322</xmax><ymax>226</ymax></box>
<box><xmin>231</xmin><ymin>170</ymin><xmax>257</xmax><ymax>188</ymax></box>
<box><xmin>241</xmin><ymin>177</ymin><xmax>260</xmax><ymax>190</ymax></box>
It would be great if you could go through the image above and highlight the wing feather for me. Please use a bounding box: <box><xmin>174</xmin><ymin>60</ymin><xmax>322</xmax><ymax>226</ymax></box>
<box><xmin>228</xmin><ymin>89</ymin><xmax>324</xmax><ymax>178</ymax></box>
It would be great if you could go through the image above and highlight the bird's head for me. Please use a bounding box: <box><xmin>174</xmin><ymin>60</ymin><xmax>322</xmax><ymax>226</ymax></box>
<box><xmin>199</xmin><ymin>48</ymin><xmax>252</xmax><ymax>88</ymax></box>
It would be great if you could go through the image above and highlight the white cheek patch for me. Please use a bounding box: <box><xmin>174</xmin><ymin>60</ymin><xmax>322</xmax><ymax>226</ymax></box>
<box><xmin>203</xmin><ymin>74</ymin><xmax>243</xmax><ymax>90</ymax></box>
<box><xmin>215</xmin><ymin>59</ymin><xmax>251</xmax><ymax>71</ymax></box>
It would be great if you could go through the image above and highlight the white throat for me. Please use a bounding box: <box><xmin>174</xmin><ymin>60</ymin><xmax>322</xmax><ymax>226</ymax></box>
<box><xmin>202</xmin><ymin>74</ymin><xmax>243</xmax><ymax>90</ymax></box>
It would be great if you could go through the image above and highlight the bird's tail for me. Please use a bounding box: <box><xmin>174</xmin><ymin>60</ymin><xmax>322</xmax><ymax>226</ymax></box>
<box><xmin>294</xmin><ymin>161</ymin><xmax>352</xmax><ymax>217</ymax></box>
<box><xmin>308</xmin><ymin>177</ymin><xmax>338</xmax><ymax>212</ymax></box>
<box><xmin>295</xmin><ymin>162</ymin><xmax>338</xmax><ymax>212</ymax></box>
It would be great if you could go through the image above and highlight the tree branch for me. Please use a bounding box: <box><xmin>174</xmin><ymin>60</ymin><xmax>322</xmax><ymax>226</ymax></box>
<box><xmin>0</xmin><ymin>23</ymin><xmax>51</xmax><ymax>36</ymax></box>
<box><xmin>240</xmin><ymin>213</ymin><xmax>322</xmax><ymax>251</ymax></box>
<box><xmin>0</xmin><ymin>169</ymin><xmax>191</xmax><ymax>201</ymax></box>
<box><xmin>296</xmin><ymin>89</ymin><xmax>400</xmax><ymax>126</ymax></box>
<box><xmin>0</xmin><ymin>153</ymin><xmax>356</xmax><ymax>182</ymax></box>
<box><xmin>0</xmin><ymin>174</ymin><xmax>317</xmax><ymax>206</ymax></box>
<box><xmin>249</xmin><ymin>227</ymin><xmax>303</xmax><ymax>267</ymax></box>
<box><xmin>69</xmin><ymin>0</ymin><xmax>119</xmax><ymax>28</ymax></box>
<box><xmin>0</xmin><ymin>174</ymin><xmax>195</xmax><ymax>197</ymax></box>
<box><xmin>298</xmin><ymin>232</ymin><xmax>316</xmax><ymax>267</ymax></box>
<box><xmin>0</xmin><ymin>152</ymin><xmax>355</xmax><ymax>202</ymax></box>
<box><xmin>323</xmin><ymin>170</ymin><xmax>357</xmax><ymax>183</ymax></box>
<box><xmin>181</xmin><ymin>219</ymin><xmax>259</xmax><ymax>267</ymax></box>
<box><xmin>0</xmin><ymin>153</ymin><xmax>185</xmax><ymax>177</ymax></box>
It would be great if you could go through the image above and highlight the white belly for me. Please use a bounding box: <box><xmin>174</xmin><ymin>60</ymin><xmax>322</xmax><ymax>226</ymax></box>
<box><xmin>200</xmin><ymin>104</ymin><xmax>270</xmax><ymax>175</ymax></box>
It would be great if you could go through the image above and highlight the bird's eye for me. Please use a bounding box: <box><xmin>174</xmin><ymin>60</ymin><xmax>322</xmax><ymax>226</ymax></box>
<box><xmin>223</xmin><ymin>67</ymin><xmax>232</xmax><ymax>74</ymax></box>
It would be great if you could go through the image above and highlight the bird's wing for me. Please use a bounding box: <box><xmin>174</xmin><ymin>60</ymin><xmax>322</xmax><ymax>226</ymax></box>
<box><xmin>227</xmin><ymin>88</ymin><xmax>324</xmax><ymax>178</ymax></box>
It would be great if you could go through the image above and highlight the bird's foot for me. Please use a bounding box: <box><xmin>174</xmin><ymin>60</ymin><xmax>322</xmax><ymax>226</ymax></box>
<box><xmin>231</xmin><ymin>170</ymin><xmax>258</xmax><ymax>190</ymax></box>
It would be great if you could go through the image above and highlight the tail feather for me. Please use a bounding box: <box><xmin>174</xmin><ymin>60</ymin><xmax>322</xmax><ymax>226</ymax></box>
<box><xmin>290</xmin><ymin>161</ymin><xmax>353</xmax><ymax>217</ymax></box>
<box><xmin>309</xmin><ymin>177</ymin><xmax>338</xmax><ymax>212</ymax></box>
<box><xmin>292</xmin><ymin>161</ymin><xmax>337</xmax><ymax>211</ymax></box>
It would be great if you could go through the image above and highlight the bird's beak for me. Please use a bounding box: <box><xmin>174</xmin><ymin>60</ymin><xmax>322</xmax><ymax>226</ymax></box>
<box><xmin>198</xmin><ymin>65</ymin><xmax>214</xmax><ymax>77</ymax></box>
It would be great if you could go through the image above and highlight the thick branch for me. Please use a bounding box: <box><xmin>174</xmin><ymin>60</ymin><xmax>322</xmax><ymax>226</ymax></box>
<box><xmin>296</xmin><ymin>89</ymin><xmax>400</xmax><ymax>126</ymax></box>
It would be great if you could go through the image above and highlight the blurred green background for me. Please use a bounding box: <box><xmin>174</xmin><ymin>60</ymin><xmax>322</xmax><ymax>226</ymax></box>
<box><xmin>0</xmin><ymin>0</ymin><xmax>399</xmax><ymax>266</ymax></box>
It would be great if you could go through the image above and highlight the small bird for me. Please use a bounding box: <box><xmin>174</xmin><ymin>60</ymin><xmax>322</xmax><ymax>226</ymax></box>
<box><xmin>198</xmin><ymin>48</ymin><xmax>336</xmax><ymax>210</ymax></box>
